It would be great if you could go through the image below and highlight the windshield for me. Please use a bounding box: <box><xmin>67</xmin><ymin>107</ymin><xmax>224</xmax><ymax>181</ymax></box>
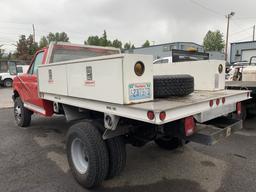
<box><xmin>50</xmin><ymin>45</ymin><xmax>120</xmax><ymax>63</ymax></box>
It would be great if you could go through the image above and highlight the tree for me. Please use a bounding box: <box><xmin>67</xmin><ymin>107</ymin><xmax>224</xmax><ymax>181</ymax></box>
<box><xmin>85</xmin><ymin>30</ymin><xmax>118</xmax><ymax>47</ymax></box>
<box><xmin>15</xmin><ymin>34</ymin><xmax>38</xmax><ymax>60</ymax></box>
<box><xmin>39</xmin><ymin>36</ymin><xmax>48</xmax><ymax>48</ymax></box>
<box><xmin>124</xmin><ymin>42</ymin><xmax>135</xmax><ymax>50</ymax></box>
<box><xmin>0</xmin><ymin>45</ymin><xmax>4</xmax><ymax>59</ymax></box>
<box><xmin>203</xmin><ymin>30</ymin><xmax>225</xmax><ymax>52</ymax></box>
<box><xmin>85</xmin><ymin>36</ymin><xmax>100</xmax><ymax>46</ymax></box>
<box><xmin>112</xmin><ymin>39</ymin><xmax>122</xmax><ymax>49</ymax></box>
<box><xmin>142</xmin><ymin>40</ymin><xmax>150</xmax><ymax>47</ymax></box>
<box><xmin>39</xmin><ymin>32</ymin><xmax>69</xmax><ymax>48</ymax></box>
<box><xmin>99</xmin><ymin>30</ymin><xmax>109</xmax><ymax>46</ymax></box>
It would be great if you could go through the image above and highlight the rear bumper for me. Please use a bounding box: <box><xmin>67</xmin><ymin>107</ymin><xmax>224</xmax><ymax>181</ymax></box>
<box><xmin>188</xmin><ymin>117</ymin><xmax>242</xmax><ymax>145</ymax></box>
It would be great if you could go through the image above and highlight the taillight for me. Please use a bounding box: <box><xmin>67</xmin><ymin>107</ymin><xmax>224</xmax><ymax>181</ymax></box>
<box><xmin>222</xmin><ymin>97</ymin><xmax>226</xmax><ymax>104</ymax></box>
<box><xmin>159</xmin><ymin>111</ymin><xmax>166</xmax><ymax>121</ymax></box>
<box><xmin>147</xmin><ymin>111</ymin><xmax>155</xmax><ymax>120</ymax></box>
<box><xmin>184</xmin><ymin>116</ymin><xmax>195</xmax><ymax>136</ymax></box>
<box><xmin>209</xmin><ymin>100</ymin><xmax>214</xmax><ymax>107</ymax></box>
<box><xmin>237</xmin><ymin>102</ymin><xmax>241</xmax><ymax>115</ymax></box>
<box><xmin>216</xmin><ymin>98</ymin><xmax>220</xmax><ymax>106</ymax></box>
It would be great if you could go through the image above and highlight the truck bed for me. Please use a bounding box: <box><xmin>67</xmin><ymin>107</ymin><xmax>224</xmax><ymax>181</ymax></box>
<box><xmin>41</xmin><ymin>89</ymin><xmax>250</xmax><ymax>125</ymax></box>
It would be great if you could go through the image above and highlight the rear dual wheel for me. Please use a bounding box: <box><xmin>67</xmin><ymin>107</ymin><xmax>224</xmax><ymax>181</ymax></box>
<box><xmin>66</xmin><ymin>121</ymin><xmax>126</xmax><ymax>188</ymax></box>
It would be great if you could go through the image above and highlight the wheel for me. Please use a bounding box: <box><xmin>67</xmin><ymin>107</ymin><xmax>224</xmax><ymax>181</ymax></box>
<box><xmin>105</xmin><ymin>136</ymin><xmax>126</xmax><ymax>179</ymax></box>
<box><xmin>66</xmin><ymin>122</ymin><xmax>109</xmax><ymax>188</ymax></box>
<box><xmin>4</xmin><ymin>79</ymin><xmax>13</xmax><ymax>87</ymax></box>
<box><xmin>154</xmin><ymin>136</ymin><xmax>183</xmax><ymax>150</ymax></box>
<box><xmin>94</xmin><ymin>121</ymin><xmax>126</xmax><ymax>179</ymax></box>
<box><xmin>154</xmin><ymin>75</ymin><xmax>194</xmax><ymax>98</ymax></box>
<box><xmin>14</xmin><ymin>97</ymin><xmax>32</xmax><ymax>127</ymax></box>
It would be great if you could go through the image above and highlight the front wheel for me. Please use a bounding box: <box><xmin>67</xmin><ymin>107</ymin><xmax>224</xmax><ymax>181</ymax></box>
<box><xmin>66</xmin><ymin>122</ymin><xmax>109</xmax><ymax>188</ymax></box>
<box><xmin>4</xmin><ymin>79</ymin><xmax>13</xmax><ymax>87</ymax></box>
<box><xmin>154</xmin><ymin>136</ymin><xmax>183</xmax><ymax>150</ymax></box>
<box><xmin>14</xmin><ymin>97</ymin><xmax>32</xmax><ymax>127</ymax></box>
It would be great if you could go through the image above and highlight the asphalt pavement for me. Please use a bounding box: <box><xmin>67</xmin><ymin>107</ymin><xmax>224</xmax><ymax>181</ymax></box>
<box><xmin>0</xmin><ymin>88</ymin><xmax>256</xmax><ymax>192</ymax></box>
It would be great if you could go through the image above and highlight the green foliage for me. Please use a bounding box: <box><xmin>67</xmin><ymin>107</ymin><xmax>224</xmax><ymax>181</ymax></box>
<box><xmin>15</xmin><ymin>34</ymin><xmax>38</xmax><ymax>60</ymax></box>
<box><xmin>112</xmin><ymin>39</ymin><xmax>122</xmax><ymax>49</ymax></box>
<box><xmin>123</xmin><ymin>42</ymin><xmax>135</xmax><ymax>50</ymax></box>
<box><xmin>39</xmin><ymin>32</ymin><xmax>69</xmax><ymax>48</ymax></box>
<box><xmin>85</xmin><ymin>36</ymin><xmax>100</xmax><ymax>46</ymax></box>
<box><xmin>85</xmin><ymin>30</ymin><xmax>112</xmax><ymax>47</ymax></box>
<box><xmin>142</xmin><ymin>40</ymin><xmax>150</xmax><ymax>47</ymax></box>
<box><xmin>0</xmin><ymin>45</ymin><xmax>4</xmax><ymax>59</ymax></box>
<box><xmin>85</xmin><ymin>30</ymin><xmax>135</xmax><ymax>49</ymax></box>
<box><xmin>203</xmin><ymin>30</ymin><xmax>225</xmax><ymax>52</ymax></box>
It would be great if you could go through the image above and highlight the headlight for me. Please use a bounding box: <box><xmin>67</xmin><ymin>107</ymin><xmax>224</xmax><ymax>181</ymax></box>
<box><xmin>134</xmin><ymin>61</ymin><xmax>145</xmax><ymax>76</ymax></box>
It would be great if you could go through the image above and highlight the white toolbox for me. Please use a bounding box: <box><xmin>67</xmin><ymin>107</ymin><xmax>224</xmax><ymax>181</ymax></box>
<box><xmin>38</xmin><ymin>54</ymin><xmax>153</xmax><ymax>104</ymax></box>
<box><xmin>241</xmin><ymin>66</ymin><xmax>256</xmax><ymax>81</ymax></box>
<box><xmin>153</xmin><ymin>60</ymin><xmax>225</xmax><ymax>91</ymax></box>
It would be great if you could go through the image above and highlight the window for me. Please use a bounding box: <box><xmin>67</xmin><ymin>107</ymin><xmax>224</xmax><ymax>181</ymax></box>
<box><xmin>8</xmin><ymin>61</ymin><xmax>17</xmax><ymax>75</ymax></box>
<box><xmin>50</xmin><ymin>45</ymin><xmax>120</xmax><ymax>63</ymax></box>
<box><xmin>0</xmin><ymin>61</ymin><xmax>8</xmax><ymax>73</ymax></box>
<box><xmin>163</xmin><ymin>45</ymin><xmax>170</xmax><ymax>52</ymax></box>
<box><xmin>17</xmin><ymin>67</ymin><xmax>23</xmax><ymax>73</ymax></box>
<box><xmin>29</xmin><ymin>51</ymin><xmax>44</xmax><ymax>75</ymax></box>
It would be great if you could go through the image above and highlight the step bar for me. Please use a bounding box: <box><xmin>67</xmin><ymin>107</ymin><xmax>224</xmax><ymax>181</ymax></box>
<box><xmin>188</xmin><ymin>117</ymin><xmax>242</xmax><ymax>145</ymax></box>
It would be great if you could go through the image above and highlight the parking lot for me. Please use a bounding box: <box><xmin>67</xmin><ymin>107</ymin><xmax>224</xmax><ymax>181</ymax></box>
<box><xmin>1</xmin><ymin>87</ymin><xmax>256</xmax><ymax>192</ymax></box>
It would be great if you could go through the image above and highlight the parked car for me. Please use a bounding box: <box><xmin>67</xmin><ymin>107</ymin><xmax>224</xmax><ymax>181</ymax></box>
<box><xmin>153</xmin><ymin>56</ymin><xmax>172</xmax><ymax>64</ymax></box>
<box><xmin>0</xmin><ymin>62</ymin><xmax>29</xmax><ymax>87</ymax></box>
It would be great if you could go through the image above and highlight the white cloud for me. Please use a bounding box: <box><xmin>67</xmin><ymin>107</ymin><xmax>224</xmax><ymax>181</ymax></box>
<box><xmin>0</xmin><ymin>0</ymin><xmax>256</xmax><ymax>52</ymax></box>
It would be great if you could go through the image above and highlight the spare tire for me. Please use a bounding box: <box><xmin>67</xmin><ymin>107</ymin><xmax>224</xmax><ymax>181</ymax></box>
<box><xmin>154</xmin><ymin>75</ymin><xmax>194</xmax><ymax>98</ymax></box>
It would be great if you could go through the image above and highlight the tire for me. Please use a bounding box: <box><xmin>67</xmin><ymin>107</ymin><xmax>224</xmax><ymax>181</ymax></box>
<box><xmin>154</xmin><ymin>75</ymin><xmax>194</xmax><ymax>98</ymax></box>
<box><xmin>66</xmin><ymin>122</ymin><xmax>109</xmax><ymax>188</ymax></box>
<box><xmin>94</xmin><ymin>121</ymin><xmax>126</xmax><ymax>179</ymax></box>
<box><xmin>4</xmin><ymin>79</ymin><xmax>13</xmax><ymax>87</ymax></box>
<box><xmin>105</xmin><ymin>136</ymin><xmax>126</xmax><ymax>179</ymax></box>
<box><xmin>154</xmin><ymin>136</ymin><xmax>183</xmax><ymax>150</ymax></box>
<box><xmin>14</xmin><ymin>97</ymin><xmax>32</xmax><ymax>127</ymax></box>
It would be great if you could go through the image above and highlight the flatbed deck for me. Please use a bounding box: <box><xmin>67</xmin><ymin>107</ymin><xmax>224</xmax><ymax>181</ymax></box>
<box><xmin>41</xmin><ymin>90</ymin><xmax>250</xmax><ymax>125</ymax></box>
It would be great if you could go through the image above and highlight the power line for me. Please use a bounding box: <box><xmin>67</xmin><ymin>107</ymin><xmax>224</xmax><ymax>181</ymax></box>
<box><xmin>234</xmin><ymin>17</ymin><xmax>256</xmax><ymax>21</ymax></box>
<box><xmin>189</xmin><ymin>0</ymin><xmax>223</xmax><ymax>17</ymax></box>
<box><xmin>229</xmin><ymin>26</ymin><xmax>253</xmax><ymax>36</ymax></box>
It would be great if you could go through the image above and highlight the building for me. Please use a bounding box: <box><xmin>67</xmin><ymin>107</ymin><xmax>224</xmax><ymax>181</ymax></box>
<box><xmin>207</xmin><ymin>51</ymin><xmax>225</xmax><ymax>60</ymax></box>
<box><xmin>230</xmin><ymin>41</ymin><xmax>256</xmax><ymax>64</ymax></box>
<box><xmin>124</xmin><ymin>42</ymin><xmax>204</xmax><ymax>60</ymax></box>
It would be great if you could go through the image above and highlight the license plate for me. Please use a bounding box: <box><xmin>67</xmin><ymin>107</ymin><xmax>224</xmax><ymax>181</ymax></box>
<box><xmin>129</xmin><ymin>83</ymin><xmax>151</xmax><ymax>100</ymax></box>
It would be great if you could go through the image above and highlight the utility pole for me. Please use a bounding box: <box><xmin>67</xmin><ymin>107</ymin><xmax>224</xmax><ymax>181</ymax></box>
<box><xmin>253</xmin><ymin>25</ymin><xmax>255</xmax><ymax>41</ymax></box>
<box><xmin>225</xmin><ymin>12</ymin><xmax>235</xmax><ymax>62</ymax></box>
<box><xmin>32</xmin><ymin>24</ymin><xmax>35</xmax><ymax>43</ymax></box>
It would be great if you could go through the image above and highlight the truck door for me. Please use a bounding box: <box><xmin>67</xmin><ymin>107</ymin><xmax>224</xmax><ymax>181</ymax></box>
<box><xmin>21</xmin><ymin>50</ymin><xmax>53</xmax><ymax>116</ymax></box>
